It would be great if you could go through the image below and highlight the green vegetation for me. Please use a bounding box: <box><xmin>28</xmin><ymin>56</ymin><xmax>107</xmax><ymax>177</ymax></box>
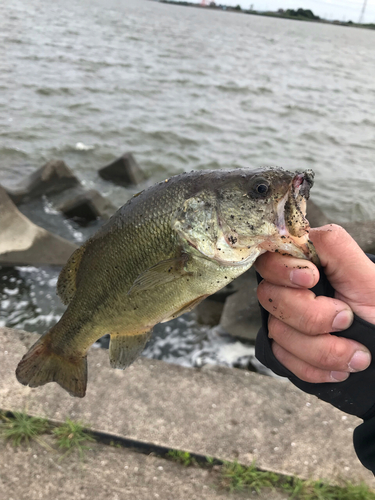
<box><xmin>221</xmin><ymin>460</ymin><xmax>280</xmax><ymax>493</ymax></box>
<box><xmin>205</xmin><ymin>455</ymin><xmax>216</xmax><ymax>465</ymax></box>
<box><xmin>0</xmin><ymin>412</ymin><xmax>93</xmax><ymax>458</ymax></box>
<box><xmin>109</xmin><ymin>439</ymin><xmax>122</xmax><ymax>448</ymax></box>
<box><xmin>282</xmin><ymin>476</ymin><xmax>375</xmax><ymax>500</ymax></box>
<box><xmin>262</xmin><ymin>7</ymin><xmax>321</xmax><ymax>22</ymax></box>
<box><xmin>220</xmin><ymin>460</ymin><xmax>375</xmax><ymax>500</ymax></box>
<box><xmin>284</xmin><ymin>8</ymin><xmax>320</xmax><ymax>20</ymax></box>
<box><xmin>0</xmin><ymin>411</ymin><xmax>49</xmax><ymax>447</ymax></box>
<box><xmin>52</xmin><ymin>418</ymin><xmax>95</xmax><ymax>459</ymax></box>
<box><xmin>167</xmin><ymin>449</ymin><xmax>197</xmax><ymax>466</ymax></box>
<box><xmin>1</xmin><ymin>411</ymin><xmax>374</xmax><ymax>498</ymax></box>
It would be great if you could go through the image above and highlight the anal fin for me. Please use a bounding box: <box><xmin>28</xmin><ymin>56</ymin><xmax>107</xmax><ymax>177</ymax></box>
<box><xmin>109</xmin><ymin>331</ymin><xmax>152</xmax><ymax>369</ymax></box>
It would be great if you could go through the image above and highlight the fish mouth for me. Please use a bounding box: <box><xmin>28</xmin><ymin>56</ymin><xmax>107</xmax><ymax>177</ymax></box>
<box><xmin>275</xmin><ymin>170</ymin><xmax>320</xmax><ymax>265</ymax></box>
<box><xmin>276</xmin><ymin>172</ymin><xmax>311</xmax><ymax>234</ymax></box>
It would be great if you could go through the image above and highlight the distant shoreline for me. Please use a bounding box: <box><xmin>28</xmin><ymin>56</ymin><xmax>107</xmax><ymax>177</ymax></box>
<box><xmin>158</xmin><ymin>0</ymin><xmax>375</xmax><ymax>31</ymax></box>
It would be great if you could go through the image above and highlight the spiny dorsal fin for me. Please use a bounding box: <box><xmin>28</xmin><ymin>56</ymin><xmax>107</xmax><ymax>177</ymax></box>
<box><xmin>109</xmin><ymin>331</ymin><xmax>152</xmax><ymax>369</ymax></box>
<box><xmin>57</xmin><ymin>244</ymin><xmax>87</xmax><ymax>305</ymax></box>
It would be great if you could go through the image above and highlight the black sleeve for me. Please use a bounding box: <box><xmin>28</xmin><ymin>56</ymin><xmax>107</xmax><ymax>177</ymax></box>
<box><xmin>255</xmin><ymin>255</ymin><xmax>375</xmax><ymax>473</ymax></box>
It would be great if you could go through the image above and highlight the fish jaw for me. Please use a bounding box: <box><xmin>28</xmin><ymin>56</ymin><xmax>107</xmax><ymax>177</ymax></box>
<box><xmin>263</xmin><ymin>170</ymin><xmax>319</xmax><ymax>265</ymax></box>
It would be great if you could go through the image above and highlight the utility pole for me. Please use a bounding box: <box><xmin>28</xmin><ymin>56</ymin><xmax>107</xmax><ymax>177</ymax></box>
<box><xmin>358</xmin><ymin>0</ymin><xmax>367</xmax><ymax>23</ymax></box>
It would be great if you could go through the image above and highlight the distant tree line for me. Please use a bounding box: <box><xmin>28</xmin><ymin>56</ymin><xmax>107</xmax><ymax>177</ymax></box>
<box><xmin>161</xmin><ymin>1</ymin><xmax>375</xmax><ymax>29</ymax></box>
<box><xmin>281</xmin><ymin>8</ymin><xmax>320</xmax><ymax>20</ymax></box>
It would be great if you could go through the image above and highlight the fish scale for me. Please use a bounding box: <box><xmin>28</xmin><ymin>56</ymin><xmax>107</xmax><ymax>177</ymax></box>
<box><xmin>16</xmin><ymin>167</ymin><xmax>317</xmax><ymax>397</ymax></box>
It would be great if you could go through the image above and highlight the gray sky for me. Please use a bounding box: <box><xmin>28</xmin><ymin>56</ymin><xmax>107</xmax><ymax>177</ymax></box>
<box><xmin>187</xmin><ymin>0</ymin><xmax>374</xmax><ymax>22</ymax></box>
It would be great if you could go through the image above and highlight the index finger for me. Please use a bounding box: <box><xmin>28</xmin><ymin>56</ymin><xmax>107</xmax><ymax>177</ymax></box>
<box><xmin>255</xmin><ymin>251</ymin><xmax>320</xmax><ymax>289</ymax></box>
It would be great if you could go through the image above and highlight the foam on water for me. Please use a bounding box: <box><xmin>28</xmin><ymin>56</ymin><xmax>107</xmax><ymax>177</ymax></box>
<box><xmin>75</xmin><ymin>142</ymin><xmax>94</xmax><ymax>151</ymax></box>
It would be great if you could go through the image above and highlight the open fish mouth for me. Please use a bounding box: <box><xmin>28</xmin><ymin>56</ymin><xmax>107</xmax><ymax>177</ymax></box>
<box><xmin>275</xmin><ymin>170</ymin><xmax>320</xmax><ymax>266</ymax></box>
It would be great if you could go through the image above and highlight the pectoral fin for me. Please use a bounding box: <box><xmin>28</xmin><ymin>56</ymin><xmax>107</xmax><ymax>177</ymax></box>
<box><xmin>109</xmin><ymin>331</ymin><xmax>152</xmax><ymax>369</ymax></box>
<box><xmin>128</xmin><ymin>253</ymin><xmax>191</xmax><ymax>295</ymax></box>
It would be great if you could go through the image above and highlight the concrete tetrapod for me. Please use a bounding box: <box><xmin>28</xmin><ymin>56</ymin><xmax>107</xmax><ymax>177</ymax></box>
<box><xmin>4</xmin><ymin>160</ymin><xmax>80</xmax><ymax>205</ymax></box>
<box><xmin>0</xmin><ymin>186</ymin><xmax>77</xmax><ymax>266</ymax></box>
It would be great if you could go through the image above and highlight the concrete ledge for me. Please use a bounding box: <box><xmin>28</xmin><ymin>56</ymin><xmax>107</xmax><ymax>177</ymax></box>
<box><xmin>1</xmin><ymin>327</ymin><xmax>374</xmax><ymax>486</ymax></box>
<box><xmin>0</xmin><ymin>437</ymin><xmax>290</xmax><ymax>500</ymax></box>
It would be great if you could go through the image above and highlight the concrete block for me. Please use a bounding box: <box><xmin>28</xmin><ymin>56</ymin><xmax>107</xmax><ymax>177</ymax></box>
<box><xmin>0</xmin><ymin>186</ymin><xmax>77</xmax><ymax>266</ymax></box>
<box><xmin>4</xmin><ymin>160</ymin><xmax>80</xmax><ymax>205</ymax></box>
<box><xmin>99</xmin><ymin>152</ymin><xmax>145</xmax><ymax>186</ymax></box>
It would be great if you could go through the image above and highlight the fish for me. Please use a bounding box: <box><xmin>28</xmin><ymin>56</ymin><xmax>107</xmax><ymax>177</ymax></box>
<box><xmin>16</xmin><ymin>167</ymin><xmax>318</xmax><ymax>398</ymax></box>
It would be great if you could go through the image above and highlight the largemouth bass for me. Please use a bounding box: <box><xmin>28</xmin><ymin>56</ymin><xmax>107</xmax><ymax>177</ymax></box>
<box><xmin>16</xmin><ymin>167</ymin><xmax>318</xmax><ymax>397</ymax></box>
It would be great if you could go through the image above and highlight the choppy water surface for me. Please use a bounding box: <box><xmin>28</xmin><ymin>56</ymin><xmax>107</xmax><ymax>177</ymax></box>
<box><xmin>1</xmin><ymin>0</ymin><xmax>375</xmax><ymax>368</ymax></box>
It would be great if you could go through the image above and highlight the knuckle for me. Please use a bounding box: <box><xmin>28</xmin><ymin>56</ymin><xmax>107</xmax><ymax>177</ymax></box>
<box><xmin>297</xmin><ymin>307</ymin><xmax>326</xmax><ymax>335</ymax></box>
<box><xmin>317</xmin><ymin>338</ymin><xmax>348</xmax><ymax>369</ymax></box>
<box><xmin>299</xmin><ymin>364</ymin><xmax>328</xmax><ymax>384</ymax></box>
<box><xmin>321</xmin><ymin>224</ymin><xmax>348</xmax><ymax>249</ymax></box>
<box><xmin>296</xmin><ymin>294</ymin><xmax>341</xmax><ymax>334</ymax></box>
<box><xmin>268</xmin><ymin>316</ymin><xmax>288</xmax><ymax>340</ymax></box>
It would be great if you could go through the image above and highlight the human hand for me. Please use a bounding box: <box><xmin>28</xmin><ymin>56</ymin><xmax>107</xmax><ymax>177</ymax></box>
<box><xmin>255</xmin><ymin>224</ymin><xmax>375</xmax><ymax>384</ymax></box>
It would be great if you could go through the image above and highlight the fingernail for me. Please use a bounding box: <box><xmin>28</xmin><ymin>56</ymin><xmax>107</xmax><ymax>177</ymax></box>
<box><xmin>349</xmin><ymin>350</ymin><xmax>371</xmax><ymax>372</ymax></box>
<box><xmin>290</xmin><ymin>268</ymin><xmax>315</xmax><ymax>288</ymax></box>
<box><xmin>331</xmin><ymin>310</ymin><xmax>354</xmax><ymax>331</ymax></box>
<box><xmin>330</xmin><ymin>371</ymin><xmax>349</xmax><ymax>382</ymax></box>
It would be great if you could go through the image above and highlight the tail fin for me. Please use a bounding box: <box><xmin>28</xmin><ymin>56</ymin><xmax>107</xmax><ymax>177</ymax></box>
<box><xmin>16</xmin><ymin>335</ymin><xmax>87</xmax><ymax>398</ymax></box>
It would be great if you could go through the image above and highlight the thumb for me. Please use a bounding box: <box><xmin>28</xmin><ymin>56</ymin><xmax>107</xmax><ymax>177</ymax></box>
<box><xmin>310</xmin><ymin>224</ymin><xmax>375</xmax><ymax>324</ymax></box>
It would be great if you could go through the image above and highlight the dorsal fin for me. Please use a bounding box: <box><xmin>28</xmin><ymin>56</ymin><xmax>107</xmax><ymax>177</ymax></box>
<box><xmin>57</xmin><ymin>244</ymin><xmax>87</xmax><ymax>305</ymax></box>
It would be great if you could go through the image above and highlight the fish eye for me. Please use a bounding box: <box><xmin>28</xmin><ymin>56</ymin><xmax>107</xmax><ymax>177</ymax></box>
<box><xmin>256</xmin><ymin>183</ymin><xmax>268</xmax><ymax>195</ymax></box>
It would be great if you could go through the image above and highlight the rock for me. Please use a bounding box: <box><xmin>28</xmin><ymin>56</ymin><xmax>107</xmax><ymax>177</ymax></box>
<box><xmin>196</xmin><ymin>269</ymin><xmax>262</xmax><ymax>333</ymax></box>
<box><xmin>341</xmin><ymin>221</ymin><xmax>375</xmax><ymax>255</ymax></box>
<box><xmin>99</xmin><ymin>152</ymin><xmax>145</xmax><ymax>186</ymax></box>
<box><xmin>306</xmin><ymin>199</ymin><xmax>330</xmax><ymax>227</ymax></box>
<box><xmin>4</xmin><ymin>160</ymin><xmax>80</xmax><ymax>205</ymax></box>
<box><xmin>195</xmin><ymin>298</ymin><xmax>225</xmax><ymax>326</ymax></box>
<box><xmin>53</xmin><ymin>188</ymin><xmax>117</xmax><ymax>223</ymax></box>
<box><xmin>0</xmin><ymin>186</ymin><xmax>77</xmax><ymax>266</ymax></box>
<box><xmin>195</xmin><ymin>274</ymin><xmax>244</xmax><ymax>326</ymax></box>
<box><xmin>2</xmin><ymin>159</ymin><xmax>116</xmax><ymax>223</ymax></box>
<box><xmin>219</xmin><ymin>269</ymin><xmax>261</xmax><ymax>342</ymax></box>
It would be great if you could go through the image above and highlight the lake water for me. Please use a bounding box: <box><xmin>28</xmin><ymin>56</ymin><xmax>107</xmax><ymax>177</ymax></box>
<box><xmin>1</xmin><ymin>0</ymin><xmax>375</xmax><ymax>369</ymax></box>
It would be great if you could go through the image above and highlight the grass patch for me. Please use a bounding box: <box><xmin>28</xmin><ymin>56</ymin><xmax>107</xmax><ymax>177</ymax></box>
<box><xmin>52</xmin><ymin>418</ymin><xmax>95</xmax><ymax>460</ymax></box>
<box><xmin>221</xmin><ymin>460</ymin><xmax>280</xmax><ymax>493</ymax></box>
<box><xmin>0</xmin><ymin>411</ymin><xmax>50</xmax><ymax>447</ymax></box>
<box><xmin>282</xmin><ymin>476</ymin><xmax>375</xmax><ymax>500</ymax></box>
<box><xmin>167</xmin><ymin>450</ymin><xmax>197</xmax><ymax>466</ymax></box>
<box><xmin>0</xmin><ymin>410</ymin><xmax>374</xmax><ymax>499</ymax></box>
<box><xmin>220</xmin><ymin>461</ymin><xmax>375</xmax><ymax>499</ymax></box>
